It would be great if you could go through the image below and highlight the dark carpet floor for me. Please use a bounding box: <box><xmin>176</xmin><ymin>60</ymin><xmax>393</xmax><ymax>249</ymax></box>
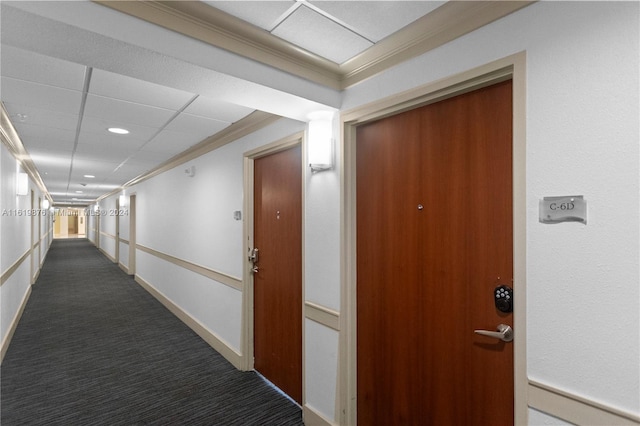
<box><xmin>1</xmin><ymin>239</ymin><xmax>303</xmax><ymax>425</ymax></box>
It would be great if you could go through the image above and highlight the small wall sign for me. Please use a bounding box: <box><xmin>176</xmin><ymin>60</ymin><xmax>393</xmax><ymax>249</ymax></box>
<box><xmin>539</xmin><ymin>195</ymin><xmax>586</xmax><ymax>224</ymax></box>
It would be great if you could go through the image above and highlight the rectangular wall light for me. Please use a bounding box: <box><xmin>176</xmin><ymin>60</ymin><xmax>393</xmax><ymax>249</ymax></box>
<box><xmin>16</xmin><ymin>172</ymin><xmax>28</xmax><ymax>196</ymax></box>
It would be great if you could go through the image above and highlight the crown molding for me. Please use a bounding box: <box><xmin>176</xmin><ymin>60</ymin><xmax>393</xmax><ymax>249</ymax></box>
<box><xmin>94</xmin><ymin>1</ymin><xmax>534</xmax><ymax>90</ymax></box>
<box><xmin>93</xmin><ymin>0</ymin><xmax>343</xmax><ymax>90</ymax></box>
<box><xmin>339</xmin><ymin>1</ymin><xmax>534</xmax><ymax>87</ymax></box>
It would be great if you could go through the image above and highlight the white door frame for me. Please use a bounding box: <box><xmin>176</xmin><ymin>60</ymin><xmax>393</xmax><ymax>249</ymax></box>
<box><xmin>338</xmin><ymin>52</ymin><xmax>527</xmax><ymax>425</ymax></box>
<box><xmin>115</xmin><ymin>198</ymin><xmax>120</xmax><ymax>264</ymax></box>
<box><xmin>30</xmin><ymin>190</ymin><xmax>35</xmax><ymax>284</ymax></box>
<box><xmin>129</xmin><ymin>194</ymin><xmax>137</xmax><ymax>276</ymax></box>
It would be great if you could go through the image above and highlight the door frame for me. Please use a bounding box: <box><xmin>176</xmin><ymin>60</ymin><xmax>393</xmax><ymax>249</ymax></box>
<box><xmin>115</xmin><ymin>198</ymin><xmax>120</xmax><ymax>264</ymax></box>
<box><xmin>30</xmin><ymin>189</ymin><xmax>35</xmax><ymax>284</ymax></box>
<box><xmin>339</xmin><ymin>52</ymin><xmax>527</xmax><ymax>425</ymax></box>
<box><xmin>128</xmin><ymin>194</ymin><xmax>137</xmax><ymax>276</ymax></box>
<box><xmin>241</xmin><ymin>132</ymin><xmax>305</xmax><ymax>387</ymax></box>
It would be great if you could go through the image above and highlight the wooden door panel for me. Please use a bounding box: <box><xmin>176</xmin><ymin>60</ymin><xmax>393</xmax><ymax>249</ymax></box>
<box><xmin>357</xmin><ymin>81</ymin><xmax>513</xmax><ymax>425</ymax></box>
<box><xmin>253</xmin><ymin>145</ymin><xmax>302</xmax><ymax>404</ymax></box>
<box><xmin>356</xmin><ymin>109</ymin><xmax>424</xmax><ymax>424</ymax></box>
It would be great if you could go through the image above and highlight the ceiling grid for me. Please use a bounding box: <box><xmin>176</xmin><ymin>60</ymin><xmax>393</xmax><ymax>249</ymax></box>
<box><xmin>1</xmin><ymin>0</ymin><xmax>533</xmax><ymax>205</ymax></box>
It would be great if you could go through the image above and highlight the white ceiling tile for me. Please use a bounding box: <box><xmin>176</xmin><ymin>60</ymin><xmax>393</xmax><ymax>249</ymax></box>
<box><xmin>26</xmin><ymin>148</ymin><xmax>72</xmax><ymax>167</ymax></box>
<box><xmin>74</xmin><ymin>143</ymin><xmax>138</xmax><ymax>164</ymax></box>
<box><xmin>39</xmin><ymin>170</ymin><xmax>70</xmax><ymax>180</ymax></box>
<box><xmin>27</xmin><ymin>149</ymin><xmax>72</xmax><ymax>189</ymax></box>
<box><xmin>123</xmin><ymin>158</ymin><xmax>159</xmax><ymax>174</ymax></box>
<box><xmin>0</xmin><ymin>44</ymin><xmax>87</xmax><ymax>90</ymax></box>
<box><xmin>79</xmin><ymin>115</ymin><xmax>159</xmax><ymax>142</ymax></box>
<box><xmin>83</xmin><ymin>94</ymin><xmax>176</xmax><ymax>129</ymax></box>
<box><xmin>309</xmin><ymin>1</ymin><xmax>445</xmax><ymax>42</ymax></box>
<box><xmin>109</xmin><ymin>164</ymin><xmax>148</xmax><ymax>183</ymax></box>
<box><xmin>4</xmin><ymin>102</ymin><xmax>79</xmax><ymax>131</ymax></box>
<box><xmin>69</xmin><ymin>180</ymin><xmax>99</xmax><ymax>194</ymax></box>
<box><xmin>203</xmin><ymin>1</ymin><xmax>295</xmax><ymax>30</ymax></box>
<box><xmin>39</xmin><ymin>176</ymin><xmax>71</xmax><ymax>192</ymax></box>
<box><xmin>48</xmin><ymin>190</ymin><xmax>75</xmax><ymax>197</ymax></box>
<box><xmin>1</xmin><ymin>76</ymin><xmax>82</xmax><ymax>115</ymax></box>
<box><xmin>93</xmin><ymin>183</ymin><xmax>124</xmax><ymax>192</ymax></box>
<box><xmin>89</xmin><ymin>68</ymin><xmax>196</xmax><ymax>110</ymax></box>
<box><xmin>12</xmin><ymin>123</ymin><xmax>76</xmax><ymax>152</ymax></box>
<box><xmin>145</xmin><ymin>129</ymin><xmax>204</xmax><ymax>154</ymax></box>
<box><xmin>183</xmin><ymin>96</ymin><xmax>254</xmax><ymax>123</ymax></box>
<box><xmin>272</xmin><ymin>5</ymin><xmax>372</xmax><ymax>63</ymax></box>
<box><xmin>164</xmin><ymin>113</ymin><xmax>229</xmax><ymax>140</ymax></box>
<box><xmin>71</xmin><ymin>158</ymin><xmax>121</xmax><ymax>176</ymax></box>
<box><xmin>77</xmin><ymin>130</ymin><xmax>148</xmax><ymax>151</ymax></box>
<box><xmin>68</xmin><ymin>187</ymin><xmax>91</xmax><ymax>196</ymax></box>
<box><xmin>129</xmin><ymin>150</ymin><xmax>174</xmax><ymax>164</ymax></box>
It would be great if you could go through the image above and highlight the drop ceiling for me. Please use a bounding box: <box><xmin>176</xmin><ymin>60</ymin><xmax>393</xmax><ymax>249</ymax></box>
<box><xmin>1</xmin><ymin>1</ymin><xmax>532</xmax><ymax>206</ymax></box>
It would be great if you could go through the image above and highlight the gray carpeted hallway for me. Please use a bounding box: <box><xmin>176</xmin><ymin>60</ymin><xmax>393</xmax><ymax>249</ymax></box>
<box><xmin>1</xmin><ymin>239</ymin><xmax>303</xmax><ymax>425</ymax></box>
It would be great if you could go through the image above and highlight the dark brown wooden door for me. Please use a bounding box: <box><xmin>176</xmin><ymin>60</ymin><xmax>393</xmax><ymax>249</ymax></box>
<box><xmin>357</xmin><ymin>80</ymin><xmax>513</xmax><ymax>425</ymax></box>
<box><xmin>253</xmin><ymin>144</ymin><xmax>303</xmax><ymax>404</ymax></box>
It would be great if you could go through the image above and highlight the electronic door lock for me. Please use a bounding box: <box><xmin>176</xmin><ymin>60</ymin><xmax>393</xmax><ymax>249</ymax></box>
<box><xmin>494</xmin><ymin>285</ymin><xmax>513</xmax><ymax>313</ymax></box>
<box><xmin>248</xmin><ymin>248</ymin><xmax>259</xmax><ymax>263</ymax></box>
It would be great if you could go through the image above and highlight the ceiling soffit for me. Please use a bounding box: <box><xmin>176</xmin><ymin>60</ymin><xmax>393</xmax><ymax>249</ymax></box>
<box><xmin>94</xmin><ymin>0</ymin><xmax>534</xmax><ymax>90</ymax></box>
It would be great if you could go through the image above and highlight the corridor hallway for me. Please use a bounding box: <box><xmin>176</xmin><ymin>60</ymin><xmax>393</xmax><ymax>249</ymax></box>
<box><xmin>1</xmin><ymin>239</ymin><xmax>303</xmax><ymax>425</ymax></box>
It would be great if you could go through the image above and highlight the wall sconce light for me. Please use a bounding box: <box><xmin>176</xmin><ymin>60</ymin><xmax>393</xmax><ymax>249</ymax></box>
<box><xmin>308</xmin><ymin>111</ymin><xmax>335</xmax><ymax>173</ymax></box>
<box><xmin>119</xmin><ymin>194</ymin><xmax>127</xmax><ymax>207</ymax></box>
<box><xmin>16</xmin><ymin>172</ymin><xmax>28</xmax><ymax>195</ymax></box>
<box><xmin>42</xmin><ymin>199</ymin><xmax>50</xmax><ymax>209</ymax></box>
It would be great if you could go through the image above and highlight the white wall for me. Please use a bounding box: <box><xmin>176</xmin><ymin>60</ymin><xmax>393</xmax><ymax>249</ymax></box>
<box><xmin>96</xmin><ymin>197</ymin><xmax>118</xmax><ymax>261</ymax></box>
<box><xmin>0</xmin><ymin>144</ymin><xmax>30</xmax><ymax>347</ymax></box>
<box><xmin>124</xmin><ymin>118</ymin><xmax>305</xmax><ymax>355</ymax></box>
<box><xmin>529</xmin><ymin>409</ymin><xmax>572</xmax><ymax>426</ymax></box>
<box><xmin>1</xmin><ymin>142</ymin><xmax>52</xmax><ymax>356</ymax></box>
<box><xmin>342</xmin><ymin>0</ymin><xmax>639</xmax><ymax>420</ymax></box>
<box><xmin>87</xmin><ymin>206</ymin><xmax>99</xmax><ymax>245</ymax></box>
<box><xmin>303</xmin><ymin>116</ymin><xmax>341</xmax><ymax>420</ymax></box>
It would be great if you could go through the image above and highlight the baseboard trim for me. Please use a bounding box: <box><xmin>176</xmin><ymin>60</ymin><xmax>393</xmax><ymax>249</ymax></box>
<box><xmin>529</xmin><ymin>379</ymin><xmax>640</xmax><ymax>425</ymax></box>
<box><xmin>303</xmin><ymin>405</ymin><xmax>336</xmax><ymax>426</ymax></box>
<box><xmin>1</xmin><ymin>285</ymin><xmax>32</xmax><ymax>363</ymax></box>
<box><xmin>32</xmin><ymin>267</ymin><xmax>41</xmax><ymax>284</ymax></box>
<box><xmin>118</xmin><ymin>263</ymin><xmax>130</xmax><ymax>275</ymax></box>
<box><xmin>134</xmin><ymin>275</ymin><xmax>243</xmax><ymax>370</ymax></box>
<box><xmin>98</xmin><ymin>247</ymin><xmax>116</xmax><ymax>263</ymax></box>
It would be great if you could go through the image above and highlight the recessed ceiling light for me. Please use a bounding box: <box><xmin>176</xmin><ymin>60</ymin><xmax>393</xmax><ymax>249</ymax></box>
<box><xmin>75</xmin><ymin>190</ymin><xmax>83</xmax><ymax>193</ymax></box>
<box><xmin>84</xmin><ymin>175</ymin><xmax>95</xmax><ymax>178</ymax></box>
<box><xmin>108</xmin><ymin>127</ymin><xmax>129</xmax><ymax>135</ymax></box>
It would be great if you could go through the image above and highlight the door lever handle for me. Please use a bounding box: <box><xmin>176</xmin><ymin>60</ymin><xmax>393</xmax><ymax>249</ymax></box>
<box><xmin>474</xmin><ymin>324</ymin><xmax>514</xmax><ymax>342</ymax></box>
